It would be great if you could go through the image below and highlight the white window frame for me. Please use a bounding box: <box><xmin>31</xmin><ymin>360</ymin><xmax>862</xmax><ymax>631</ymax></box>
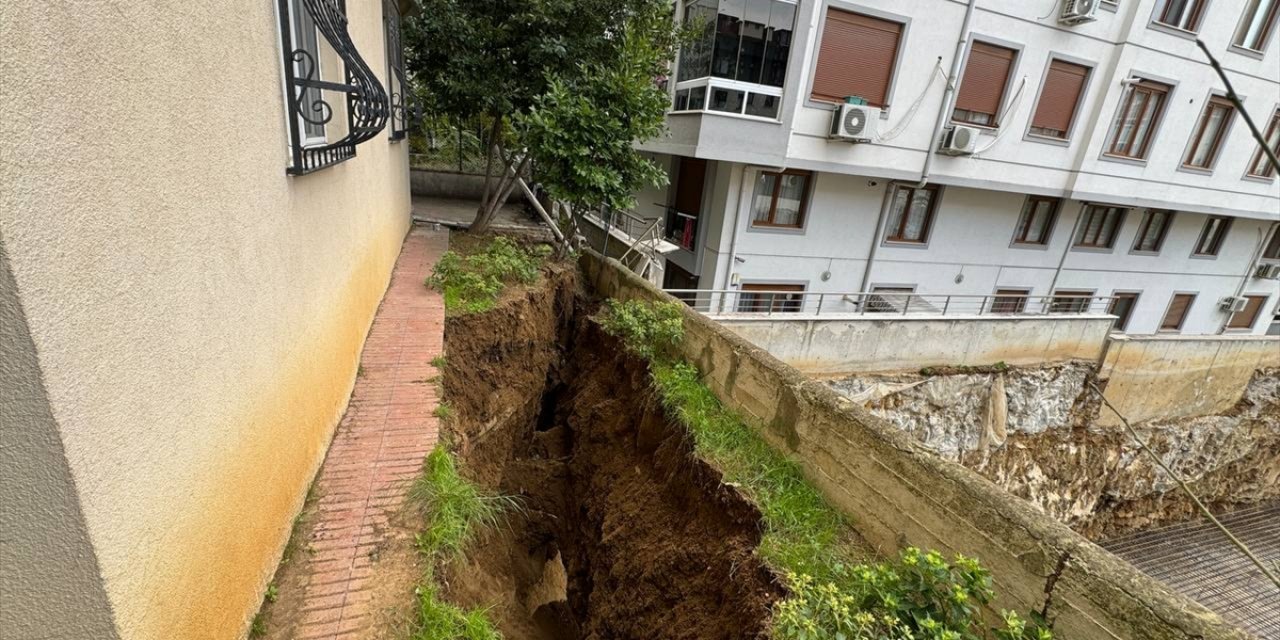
<box><xmin>289</xmin><ymin>0</ymin><xmax>328</xmax><ymax>148</ymax></box>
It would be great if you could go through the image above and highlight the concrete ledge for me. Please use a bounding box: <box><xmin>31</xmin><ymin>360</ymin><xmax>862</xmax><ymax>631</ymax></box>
<box><xmin>409</xmin><ymin>168</ymin><xmax>518</xmax><ymax>202</ymax></box>
<box><xmin>717</xmin><ymin>314</ymin><xmax>1114</xmax><ymax>375</ymax></box>
<box><xmin>1100</xmin><ymin>334</ymin><xmax>1280</xmax><ymax>425</ymax></box>
<box><xmin>581</xmin><ymin>250</ymin><xmax>1249</xmax><ymax>640</ymax></box>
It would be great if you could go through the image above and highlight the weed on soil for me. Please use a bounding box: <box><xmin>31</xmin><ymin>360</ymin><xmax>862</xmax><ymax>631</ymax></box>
<box><xmin>425</xmin><ymin>235</ymin><xmax>550</xmax><ymax>314</ymax></box>
<box><xmin>408</xmin><ymin>448</ymin><xmax>518</xmax><ymax>639</ymax></box>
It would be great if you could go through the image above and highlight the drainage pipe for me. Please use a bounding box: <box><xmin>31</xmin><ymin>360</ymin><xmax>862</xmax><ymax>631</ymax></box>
<box><xmin>1046</xmin><ymin>203</ymin><xmax>1089</xmax><ymax>309</ymax></box>
<box><xmin>917</xmin><ymin>0</ymin><xmax>978</xmax><ymax>188</ymax></box>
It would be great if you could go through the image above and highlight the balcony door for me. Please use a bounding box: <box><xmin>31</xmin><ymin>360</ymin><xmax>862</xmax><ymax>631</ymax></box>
<box><xmin>669</xmin><ymin>157</ymin><xmax>707</xmax><ymax>251</ymax></box>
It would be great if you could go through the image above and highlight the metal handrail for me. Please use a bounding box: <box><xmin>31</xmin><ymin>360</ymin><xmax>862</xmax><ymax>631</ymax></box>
<box><xmin>663</xmin><ymin>288</ymin><xmax>1119</xmax><ymax>318</ymax></box>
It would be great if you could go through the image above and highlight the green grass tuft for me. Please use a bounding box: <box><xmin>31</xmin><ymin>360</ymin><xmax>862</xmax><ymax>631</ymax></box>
<box><xmin>431</xmin><ymin>355</ymin><xmax>447</xmax><ymax>370</ymax></box>
<box><xmin>595</xmin><ymin>299</ymin><xmax>685</xmax><ymax>360</ymax></box>
<box><xmin>407</xmin><ymin>448</ymin><xmax>516</xmax><ymax>639</ymax></box>
<box><xmin>433</xmin><ymin>402</ymin><xmax>453</xmax><ymax>420</ymax></box>
<box><xmin>425</xmin><ymin>237</ymin><xmax>548</xmax><ymax>313</ymax></box>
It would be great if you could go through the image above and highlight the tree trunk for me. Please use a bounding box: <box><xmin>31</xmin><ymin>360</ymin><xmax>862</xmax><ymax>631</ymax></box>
<box><xmin>471</xmin><ymin>155</ymin><xmax>529</xmax><ymax>234</ymax></box>
<box><xmin>476</xmin><ymin>117</ymin><xmax>502</xmax><ymax>221</ymax></box>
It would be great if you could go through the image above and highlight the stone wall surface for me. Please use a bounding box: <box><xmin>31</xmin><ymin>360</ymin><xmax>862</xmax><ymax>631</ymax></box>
<box><xmin>583</xmin><ymin>251</ymin><xmax>1249</xmax><ymax>640</ymax></box>
<box><xmin>826</xmin><ymin>366</ymin><xmax>1280</xmax><ymax>538</ymax></box>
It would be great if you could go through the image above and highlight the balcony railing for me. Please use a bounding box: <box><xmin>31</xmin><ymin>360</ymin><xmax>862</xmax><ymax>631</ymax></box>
<box><xmin>665</xmin><ymin>289</ymin><xmax>1119</xmax><ymax>319</ymax></box>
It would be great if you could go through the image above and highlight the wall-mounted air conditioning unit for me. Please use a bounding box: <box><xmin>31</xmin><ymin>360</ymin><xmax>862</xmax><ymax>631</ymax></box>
<box><xmin>1219</xmin><ymin>296</ymin><xmax>1248</xmax><ymax>313</ymax></box>
<box><xmin>1059</xmin><ymin>0</ymin><xmax>1100</xmax><ymax>25</ymax></box>
<box><xmin>938</xmin><ymin>125</ymin><xmax>979</xmax><ymax>155</ymax></box>
<box><xmin>829</xmin><ymin>103</ymin><xmax>880</xmax><ymax>143</ymax></box>
<box><xmin>1255</xmin><ymin>263</ymin><xmax>1280</xmax><ymax>280</ymax></box>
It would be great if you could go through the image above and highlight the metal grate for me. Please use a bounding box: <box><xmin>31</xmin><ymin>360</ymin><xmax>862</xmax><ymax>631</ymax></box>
<box><xmin>1102</xmin><ymin>504</ymin><xmax>1280</xmax><ymax>639</ymax></box>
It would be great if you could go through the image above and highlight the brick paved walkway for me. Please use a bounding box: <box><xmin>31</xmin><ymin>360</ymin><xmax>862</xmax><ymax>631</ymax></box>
<box><xmin>292</xmin><ymin>227</ymin><xmax>447</xmax><ymax>639</ymax></box>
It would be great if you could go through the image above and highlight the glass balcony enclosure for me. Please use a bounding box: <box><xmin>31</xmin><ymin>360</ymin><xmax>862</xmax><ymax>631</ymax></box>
<box><xmin>672</xmin><ymin>0</ymin><xmax>797</xmax><ymax>120</ymax></box>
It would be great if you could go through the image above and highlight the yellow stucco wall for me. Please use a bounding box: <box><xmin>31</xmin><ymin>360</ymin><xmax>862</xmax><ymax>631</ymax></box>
<box><xmin>0</xmin><ymin>0</ymin><xmax>410</xmax><ymax>638</ymax></box>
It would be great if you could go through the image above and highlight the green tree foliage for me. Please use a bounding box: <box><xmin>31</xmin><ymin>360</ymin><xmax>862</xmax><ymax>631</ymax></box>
<box><xmin>403</xmin><ymin>0</ymin><xmax>684</xmax><ymax>230</ymax></box>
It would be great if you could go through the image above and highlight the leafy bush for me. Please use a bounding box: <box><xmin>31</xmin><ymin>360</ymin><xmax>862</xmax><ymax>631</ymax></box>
<box><xmin>596</xmin><ymin>299</ymin><xmax>685</xmax><ymax>359</ymax></box>
<box><xmin>774</xmin><ymin>548</ymin><xmax>1052</xmax><ymax>640</ymax></box>
<box><xmin>425</xmin><ymin>237</ymin><xmax>548</xmax><ymax>313</ymax></box>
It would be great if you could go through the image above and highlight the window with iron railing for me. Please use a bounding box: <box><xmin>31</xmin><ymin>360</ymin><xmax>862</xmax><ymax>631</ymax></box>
<box><xmin>384</xmin><ymin>0</ymin><xmax>410</xmax><ymax>140</ymax></box>
<box><xmin>277</xmin><ymin>0</ymin><xmax>389</xmax><ymax>174</ymax></box>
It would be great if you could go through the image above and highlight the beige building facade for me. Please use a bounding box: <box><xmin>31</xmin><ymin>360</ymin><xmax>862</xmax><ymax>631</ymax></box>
<box><xmin>1</xmin><ymin>0</ymin><xmax>412</xmax><ymax>638</ymax></box>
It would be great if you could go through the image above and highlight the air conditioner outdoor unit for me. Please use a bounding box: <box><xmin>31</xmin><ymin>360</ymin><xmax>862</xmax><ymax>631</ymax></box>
<box><xmin>1059</xmin><ymin>0</ymin><xmax>1100</xmax><ymax>25</ymax></box>
<box><xmin>829</xmin><ymin>103</ymin><xmax>879</xmax><ymax>143</ymax></box>
<box><xmin>1220</xmin><ymin>296</ymin><xmax>1248</xmax><ymax>313</ymax></box>
<box><xmin>939</xmin><ymin>125</ymin><xmax>980</xmax><ymax>155</ymax></box>
<box><xmin>1255</xmin><ymin>263</ymin><xmax>1280</xmax><ymax>279</ymax></box>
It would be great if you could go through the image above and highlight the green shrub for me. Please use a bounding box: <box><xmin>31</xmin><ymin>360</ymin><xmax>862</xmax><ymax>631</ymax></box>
<box><xmin>425</xmin><ymin>237</ymin><xmax>548</xmax><ymax>313</ymax></box>
<box><xmin>596</xmin><ymin>299</ymin><xmax>685</xmax><ymax>359</ymax></box>
<box><xmin>774</xmin><ymin>548</ymin><xmax>1051</xmax><ymax>640</ymax></box>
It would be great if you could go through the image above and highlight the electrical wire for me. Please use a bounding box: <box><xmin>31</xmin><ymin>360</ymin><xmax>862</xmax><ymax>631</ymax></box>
<box><xmin>1088</xmin><ymin>381</ymin><xmax>1280</xmax><ymax>592</ymax></box>
<box><xmin>972</xmin><ymin>77</ymin><xmax>1028</xmax><ymax>155</ymax></box>
<box><xmin>1037</xmin><ymin>0</ymin><xmax>1062</xmax><ymax>20</ymax></box>
<box><xmin>878</xmin><ymin>61</ymin><xmax>947</xmax><ymax>142</ymax></box>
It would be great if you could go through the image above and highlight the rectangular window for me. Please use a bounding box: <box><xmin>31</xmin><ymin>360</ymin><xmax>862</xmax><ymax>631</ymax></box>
<box><xmin>1051</xmin><ymin>289</ymin><xmax>1095</xmax><ymax>314</ymax></box>
<box><xmin>1193</xmin><ymin>215</ymin><xmax>1231</xmax><ymax>256</ymax></box>
<box><xmin>810</xmin><ymin>8</ymin><xmax>903</xmax><ymax>107</ymax></box>
<box><xmin>1075</xmin><ymin>205</ymin><xmax>1126</xmax><ymax>249</ymax></box>
<box><xmin>750</xmin><ymin>170</ymin><xmax>812</xmax><ymax>228</ymax></box>
<box><xmin>1184</xmin><ymin>97</ymin><xmax>1235</xmax><ymax>169</ymax></box>
<box><xmin>1156</xmin><ymin>0</ymin><xmax>1209</xmax><ymax>31</ymax></box>
<box><xmin>1029</xmin><ymin>59</ymin><xmax>1090</xmax><ymax>140</ymax></box>
<box><xmin>953</xmin><ymin>42</ymin><xmax>1018</xmax><ymax>127</ymax></box>
<box><xmin>991</xmin><ymin>288</ymin><xmax>1031</xmax><ymax>314</ymax></box>
<box><xmin>1132</xmin><ymin>209</ymin><xmax>1174</xmax><ymax>253</ymax></box>
<box><xmin>1234</xmin><ymin>0</ymin><xmax>1279</xmax><ymax>50</ymax></box>
<box><xmin>1264</xmin><ymin>227</ymin><xmax>1280</xmax><ymax>259</ymax></box>
<box><xmin>1247</xmin><ymin>109</ymin><xmax>1280</xmax><ymax>178</ymax></box>
<box><xmin>290</xmin><ymin>0</ymin><xmax>326</xmax><ymax>143</ymax></box>
<box><xmin>737</xmin><ymin>283</ymin><xmax>805</xmax><ymax>312</ymax></box>
<box><xmin>1109</xmin><ymin>292</ymin><xmax>1140</xmax><ymax>331</ymax></box>
<box><xmin>1106</xmin><ymin>79</ymin><xmax>1171</xmax><ymax>160</ymax></box>
<box><xmin>1012</xmin><ymin>196</ymin><xmax>1060</xmax><ymax>246</ymax></box>
<box><xmin>1227</xmin><ymin>295</ymin><xmax>1269</xmax><ymax>330</ymax></box>
<box><xmin>884</xmin><ymin>184</ymin><xmax>940</xmax><ymax>244</ymax></box>
<box><xmin>867</xmin><ymin>285</ymin><xmax>919</xmax><ymax>313</ymax></box>
<box><xmin>1160</xmin><ymin>293</ymin><xmax>1196</xmax><ymax>331</ymax></box>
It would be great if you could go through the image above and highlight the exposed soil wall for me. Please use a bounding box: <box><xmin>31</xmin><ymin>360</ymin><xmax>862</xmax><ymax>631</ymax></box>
<box><xmin>825</xmin><ymin>366</ymin><xmax>1280</xmax><ymax>539</ymax></box>
<box><xmin>439</xmin><ymin>265</ymin><xmax>781</xmax><ymax>639</ymax></box>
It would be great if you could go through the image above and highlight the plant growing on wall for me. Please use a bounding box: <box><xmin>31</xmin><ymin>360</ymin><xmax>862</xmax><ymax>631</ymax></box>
<box><xmin>403</xmin><ymin>0</ymin><xmax>687</xmax><ymax>232</ymax></box>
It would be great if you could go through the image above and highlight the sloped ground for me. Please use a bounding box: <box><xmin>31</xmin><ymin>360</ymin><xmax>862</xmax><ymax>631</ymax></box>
<box><xmin>437</xmin><ymin>266</ymin><xmax>782</xmax><ymax>639</ymax></box>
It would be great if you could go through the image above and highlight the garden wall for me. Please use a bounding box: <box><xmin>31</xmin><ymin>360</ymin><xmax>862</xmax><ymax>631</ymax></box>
<box><xmin>581</xmin><ymin>251</ymin><xmax>1248</xmax><ymax>640</ymax></box>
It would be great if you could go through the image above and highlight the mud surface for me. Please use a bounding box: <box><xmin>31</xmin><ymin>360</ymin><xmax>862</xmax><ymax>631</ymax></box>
<box><xmin>440</xmin><ymin>266</ymin><xmax>781</xmax><ymax>639</ymax></box>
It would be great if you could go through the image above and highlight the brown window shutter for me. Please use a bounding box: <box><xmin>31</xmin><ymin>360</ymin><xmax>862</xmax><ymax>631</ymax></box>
<box><xmin>954</xmin><ymin>42</ymin><xmax>1016</xmax><ymax>119</ymax></box>
<box><xmin>1031</xmin><ymin>59</ymin><xmax>1088</xmax><ymax>135</ymax></box>
<box><xmin>1161</xmin><ymin>294</ymin><xmax>1194</xmax><ymax>330</ymax></box>
<box><xmin>810</xmin><ymin>9</ymin><xmax>902</xmax><ymax>107</ymax></box>
<box><xmin>1227</xmin><ymin>295</ymin><xmax>1268</xmax><ymax>329</ymax></box>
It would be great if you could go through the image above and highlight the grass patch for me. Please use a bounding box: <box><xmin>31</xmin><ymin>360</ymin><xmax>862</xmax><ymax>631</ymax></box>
<box><xmin>407</xmin><ymin>448</ymin><xmax>518</xmax><ymax>639</ymax></box>
<box><xmin>431</xmin><ymin>355</ymin><xmax>447</xmax><ymax>370</ymax></box>
<box><xmin>599</xmin><ymin>299</ymin><xmax>1052</xmax><ymax>640</ymax></box>
<box><xmin>433</xmin><ymin>402</ymin><xmax>453</xmax><ymax>421</ymax></box>
<box><xmin>425</xmin><ymin>236</ymin><xmax>549</xmax><ymax>313</ymax></box>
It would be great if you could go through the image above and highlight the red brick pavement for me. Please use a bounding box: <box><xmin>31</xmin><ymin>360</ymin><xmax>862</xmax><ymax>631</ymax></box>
<box><xmin>292</xmin><ymin>227</ymin><xmax>446</xmax><ymax>640</ymax></box>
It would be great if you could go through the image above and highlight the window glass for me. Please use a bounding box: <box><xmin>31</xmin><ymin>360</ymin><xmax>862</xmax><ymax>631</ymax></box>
<box><xmin>1109</xmin><ymin>293</ymin><xmax>1140</xmax><ymax>331</ymax></box>
<box><xmin>678</xmin><ymin>0</ymin><xmax>717</xmax><ymax>81</ymax></box>
<box><xmin>292</xmin><ymin>0</ymin><xmax>325</xmax><ymax>141</ymax></box>
<box><xmin>1158</xmin><ymin>0</ymin><xmax>1208</xmax><ymax>31</ymax></box>
<box><xmin>1075</xmin><ymin>206</ymin><xmax>1126</xmax><ymax>248</ymax></box>
<box><xmin>1264</xmin><ymin>228</ymin><xmax>1280</xmax><ymax>259</ymax></box>
<box><xmin>774</xmin><ymin>173</ymin><xmax>806</xmax><ymax>226</ymax></box>
<box><xmin>751</xmin><ymin>170</ymin><xmax>811</xmax><ymax>227</ymax></box>
<box><xmin>1247</xmin><ymin>110</ymin><xmax>1280</xmax><ymax>178</ymax></box>
<box><xmin>1051</xmin><ymin>290</ymin><xmax>1095</xmax><ymax>314</ymax></box>
<box><xmin>992</xmin><ymin>289</ymin><xmax>1030</xmax><ymax>314</ymax></box>
<box><xmin>709</xmin><ymin>87</ymin><xmax>745</xmax><ymax>113</ymax></box>
<box><xmin>1133</xmin><ymin>209</ymin><xmax>1173</xmax><ymax>253</ymax></box>
<box><xmin>885</xmin><ymin>185</ymin><xmax>939</xmax><ymax>243</ymax></box>
<box><xmin>751</xmin><ymin>173</ymin><xmax>778</xmax><ymax>223</ymax></box>
<box><xmin>1184</xmin><ymin>98</ymin><xmax>1234</xmax><ymax>169</ymax></box>
<box><xmin>1193</xmin><ymin>216</ymin><xmax>1231</xmax><ymax>256</ymax></box>
<box><xmin>679</xmin><ymin>0</ymin><xmax>796</xmax><ymax>87</ymax></box>
<box><xmin>688</xmin><ymin>86</ymin><xmax>707</xmax><ymax>110</ymax></box>
<box><xmin>1108</xmin><ymin>81</ymin><xmax>1170</xmax><ymax>160</ymax></box>
<box><xmin>738</xmin><ymin>283</ymin><xmax>805</xmax><ymax>312</ymax></box>
<box><xmin>1235</xmin><ymin>0</ymin><xmax>1279</xmax><ymax>48</ymax></box>
<box><xmin>1013</xmin><ymin>197</ymin><xmax>1059</xmax><ymax>245</ymax></box>
<box><xmin>744</xmin><ymin>93</ymin><xmax>780</xmax><ymax>118</ymax></box>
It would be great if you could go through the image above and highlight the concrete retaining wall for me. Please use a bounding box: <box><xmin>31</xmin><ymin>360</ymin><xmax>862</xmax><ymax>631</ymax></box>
<box><xmin>409</xmin><ymin>168</ymin><xmax>517</xmax><ymax>202</ymax></box>
<box><xmin>582</xmin><ymin>250</ymin><xmax>1248</xmax><ymax>640</ymax></box>
<box><xmin>1099</xmin><ymin>335</ymin><xmax>1280</xmax><ymax>426</ymax></box>
<box><xmin>718</xmin><ymin>315</ymin><xmax>1114</xmax><ymax>375</ymax></box>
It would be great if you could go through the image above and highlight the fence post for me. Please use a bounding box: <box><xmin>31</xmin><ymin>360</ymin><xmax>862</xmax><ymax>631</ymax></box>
<box><xmin>816</xmin><ymin>293</ymin><xmax>824</xmax><ymax>316</ymax></box>
<box><xmin>942</xmin><ymin>295</ymin><xmax>951</xmax><ymax>315</ymax></box>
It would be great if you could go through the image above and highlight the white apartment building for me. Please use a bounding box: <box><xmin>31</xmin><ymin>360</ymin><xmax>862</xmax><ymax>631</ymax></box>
<box><xmin>636</xmin><ymin>0</ymin><xmax>1280</xmax><ymax>335</ymax></box>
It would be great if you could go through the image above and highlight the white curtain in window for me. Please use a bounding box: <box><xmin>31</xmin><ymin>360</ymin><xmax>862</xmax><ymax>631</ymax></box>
<box><xmin>773</xmin><ymin>173</ymin><xmax>805</xmax><ymax>226</ymax></box>
<box><xmin>751</xmin><ymin>173</ymin><xmax>776</xmax><ymax>222</ymax></box>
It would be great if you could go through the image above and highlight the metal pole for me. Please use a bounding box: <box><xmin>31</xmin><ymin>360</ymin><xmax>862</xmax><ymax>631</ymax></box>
<box><xmin>918</xmin><ymin>0</ymin><xmax>979</xmax><ymax>188</ymax></box>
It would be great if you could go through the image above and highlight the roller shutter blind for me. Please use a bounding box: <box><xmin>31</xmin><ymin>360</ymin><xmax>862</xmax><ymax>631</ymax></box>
<box><xmin>954</xmin><ymin>42</ymin><xmax>1016</xmax><ymax>122</ymax></box>
<box><xmin>1161</xmin><ymin>294</ymin><xmax>1195</xmax><ymax>330</ymax></box>
<box><xmin>810</xmin><ymin>9</ymin><xmax>902</xmax><ymax>107</ymax></box>
<box><xmin>1227</xmin><ymin>295</ymin><xmax>1268</xmax><ymax>329</ymax></box>
<box><xmin>1031</xmin><ymin>59</ymin><xmax>1089</xmax><ymax>137</ymax></box>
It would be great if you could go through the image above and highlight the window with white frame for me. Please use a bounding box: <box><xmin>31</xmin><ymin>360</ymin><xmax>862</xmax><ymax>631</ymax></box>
<box><xmin>1154</xmin><ymin>0</ymin><xmax>1210</xmax><ymax>32</ymax></box>
<box><xmin>291</xmin><ymin>0</ymin><xmax>327</xmax><ymax>144</ymax></box>
<box><xmin>673</xmin><ymin>0</ymin><xmax>797</xmax><ymax>119</ymax></box>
